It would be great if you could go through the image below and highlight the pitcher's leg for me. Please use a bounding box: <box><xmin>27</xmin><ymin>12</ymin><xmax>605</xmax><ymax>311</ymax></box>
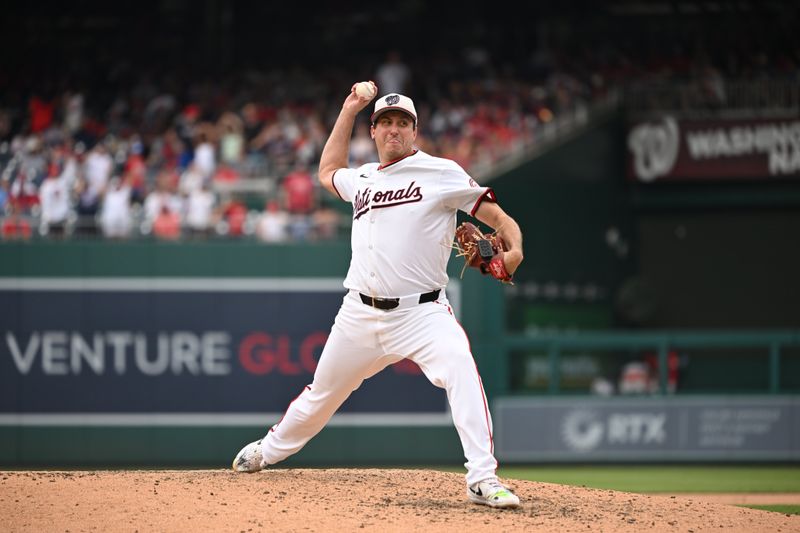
<box><xmin>445</xmin><ymin>354</ymin><xmax>498</xmax><ymax>485</ymax></box>
<box><xmin>401</xmin><ymin>305</ymin><xmax>498</xmax><ymax>485</ymax></box>
<box><xmin>260</xmin><ymin>324</ymin><xmax>391</xmax><ymax>465</ymax></box>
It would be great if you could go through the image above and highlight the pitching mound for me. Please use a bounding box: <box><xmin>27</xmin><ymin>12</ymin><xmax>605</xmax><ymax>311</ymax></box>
<box><xmin>2</xmin><ymin>469</ymin><xmax>798</xmax><ymax>532</ymax></box>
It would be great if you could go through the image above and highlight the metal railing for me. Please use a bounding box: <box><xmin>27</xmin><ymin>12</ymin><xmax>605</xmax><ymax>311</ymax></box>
<box><xmin>625</xmin><ymin>79</ymin><xmax>800</xmax><ymax>116</ymax></box>
<box><xmin>480</xmin><ymin>90</ymin><xmax>622</xmax><ymax>182</ymax></box>
<box><xmin>502</xmin><ymin>330</ymin><xmax>800</xmax><ymax>395</ymax></box>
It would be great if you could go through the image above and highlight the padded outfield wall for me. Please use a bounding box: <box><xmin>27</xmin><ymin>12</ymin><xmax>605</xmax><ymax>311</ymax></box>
<box><xmin>0</xmin><ymin>240</ymin><xmax>508</xmax><ymax>466</ymax></box>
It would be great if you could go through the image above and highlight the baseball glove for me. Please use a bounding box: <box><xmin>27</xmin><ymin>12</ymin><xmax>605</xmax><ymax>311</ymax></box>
<box><xmin>454</xmin><ymin>222</ymin><xmax>513</xmax><ymax>284</ymax></box>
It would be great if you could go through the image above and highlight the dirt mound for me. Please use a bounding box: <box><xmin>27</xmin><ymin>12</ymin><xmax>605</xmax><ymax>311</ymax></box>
<box><xmin>2</xmin><ymin>469</ymin><xmax>797</xmax><ymax>532</ymax></box>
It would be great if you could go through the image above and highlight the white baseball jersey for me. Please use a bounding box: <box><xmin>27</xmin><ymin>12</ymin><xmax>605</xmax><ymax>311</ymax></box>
<box><xmin>331</xmin><ymin>149</ymin><xmax>496</xmax><ymax>297</ymax></box>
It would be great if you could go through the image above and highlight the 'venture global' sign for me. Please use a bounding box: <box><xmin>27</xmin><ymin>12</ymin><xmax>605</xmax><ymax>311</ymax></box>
<box><xmin>0</xmin><ymin>279</ymin><xmax>445</xmax><ymax>416</ymax></box>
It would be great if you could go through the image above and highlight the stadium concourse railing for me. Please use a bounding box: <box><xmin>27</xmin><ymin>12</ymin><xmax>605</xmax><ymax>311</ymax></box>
<box><xmin>497</xmin><ymin>330</ymin><xmax>800</xmax><ymax>396</ymax></box>
<box><xmin>624</xmin><ymin>79</ymin><xmax>800</xmax><ymax>116</ymax></box>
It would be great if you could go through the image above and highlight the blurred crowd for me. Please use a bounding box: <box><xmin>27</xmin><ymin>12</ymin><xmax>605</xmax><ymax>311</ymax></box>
<box><xmin>0</xmin><ymin>92</ymin><xmax>344</xmax><ymax>242</ymax></box>
<box><xmin>2</xmin><ymin>10</ymin><xmax>798</xmax><ymax>241</ymax></box>
<box><xmin>0</xmin><ymin>49</ymin><xmax>598</xmax><ymax>242</ymax></box>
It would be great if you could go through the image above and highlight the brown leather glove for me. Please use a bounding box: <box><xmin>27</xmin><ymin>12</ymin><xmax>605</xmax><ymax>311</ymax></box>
<box><xmin>454</xmin><ymin>222</ymin><xmax>513</xmax><ymax>284</ymax></box>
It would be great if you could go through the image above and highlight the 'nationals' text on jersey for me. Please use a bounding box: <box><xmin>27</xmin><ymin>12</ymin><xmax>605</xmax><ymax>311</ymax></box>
<box><xmin>352</xmin><ymin>181</ymin><xmax>423</xmax><ymax>220</ymax></box>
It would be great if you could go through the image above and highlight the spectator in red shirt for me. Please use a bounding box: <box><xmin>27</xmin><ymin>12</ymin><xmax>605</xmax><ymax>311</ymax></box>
<box><xmin>221</xmin><ymin>197</ymin><xmax>248</xmax><ymax>238</ymax></box>
<box><xmin>281</xmin><ymin>164</ymin><xmax>315</xmax><ymax>241</ymax></box>
<box><xmin>1</xmin><ymin>203</ymin><xmax>32</xmax><ymax>240</ymax></box>
<box><xmin>152</xmin><ymin>205</ymin><xmax>181</xmax><ymax>241</ymax></box>
<box><xmin>29</xmin><ymin>95</ymin><xmax>55</xmax><ymax>133</ymax></box>
<box><xmin>281</xmin><ymin>164</ymin><xmax>315</xmax><ymax>215</ymax></box>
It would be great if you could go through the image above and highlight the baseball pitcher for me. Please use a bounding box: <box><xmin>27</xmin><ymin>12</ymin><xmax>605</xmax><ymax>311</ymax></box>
<box><xmin>233</xmin><ymin>81</ymin><xmax>524</xmax><ymax>509</ymax></box>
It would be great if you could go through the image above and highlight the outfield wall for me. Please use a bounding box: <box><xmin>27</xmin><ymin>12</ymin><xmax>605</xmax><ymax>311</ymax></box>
<box><xmin>3</xmin><ymin>242</ymin><xmax>798</xmax><ymax>466</ymax></box>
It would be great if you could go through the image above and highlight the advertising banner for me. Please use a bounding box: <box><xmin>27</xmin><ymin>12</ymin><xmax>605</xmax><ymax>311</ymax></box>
<box><xmin>0</xmin><ymin>278</ymin><xmax>450</xmax><ymax>421</ymax></box>
<box><xmin>626</xmin><ymin>116</ymin><xmax>800</xmax><ymax>182</ymax></box>
<box><xmin>495</xmin><ymin>396</ymin><xmax>800</xmax><ymax>462</ymax></box>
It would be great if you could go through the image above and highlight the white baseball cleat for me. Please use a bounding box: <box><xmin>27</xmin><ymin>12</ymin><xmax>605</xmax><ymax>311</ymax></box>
<box><xmin>467</xmin><ymin>478</ymin><xmax>521</xmax><ymax>509</ymax></box>
<box><xmin>232</xmin><ymin>439</ymin><xmax>265</xmax><ymax>472</ymax></box>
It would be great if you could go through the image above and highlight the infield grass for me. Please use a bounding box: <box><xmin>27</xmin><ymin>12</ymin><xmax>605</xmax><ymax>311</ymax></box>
<box><xmin>739</xmin><ymin>505</ymin><xmax>800</xmax><ymax>515</ymax></box>
<box><xmin>488</xmin><ymin>466</ymin><xmax>800</xmax><ymax>493</ymax></box>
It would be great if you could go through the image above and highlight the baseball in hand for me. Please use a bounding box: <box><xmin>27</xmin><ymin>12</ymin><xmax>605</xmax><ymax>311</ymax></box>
<box><xmin>355</xmin><ymin>81</ymin><xmax>377</xmax><ymax>99</ymax></box>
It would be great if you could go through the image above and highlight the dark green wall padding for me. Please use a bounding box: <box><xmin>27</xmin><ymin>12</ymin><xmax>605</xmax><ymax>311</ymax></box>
<box><xmin>0</xmin><ymin>240</ymin><xmax>352</xmax><ymax>278</ymax></box>
<box><xmin>0</xmin><ymin>426</ymin><xmax>464</xmax><ymax>468</ymax></box>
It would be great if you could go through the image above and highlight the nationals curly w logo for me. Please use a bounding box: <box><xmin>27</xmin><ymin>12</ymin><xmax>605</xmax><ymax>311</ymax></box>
<box><xmin>627</xmin><ymin>117</ymin><xmax>679</xmax><ymax>182</ymax></box>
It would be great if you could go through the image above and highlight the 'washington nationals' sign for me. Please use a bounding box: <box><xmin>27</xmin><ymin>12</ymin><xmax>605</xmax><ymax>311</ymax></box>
<box><xmin>627</xmin><ymin>116</ymin><xmax>800</xmax><ymax>182</ymax></box>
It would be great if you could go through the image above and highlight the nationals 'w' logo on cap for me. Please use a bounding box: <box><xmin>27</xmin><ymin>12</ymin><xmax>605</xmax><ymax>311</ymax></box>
<box><xmin>371</xmin><ymin>93</ymin><xmax>418</xmax><ymax>125</ymax></box>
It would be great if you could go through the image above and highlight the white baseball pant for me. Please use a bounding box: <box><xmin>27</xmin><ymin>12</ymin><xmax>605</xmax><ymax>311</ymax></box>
<box><xmin>259</xmin><ymin>290</ymin><xmax>498</xmax><ymax>485</ymax></box>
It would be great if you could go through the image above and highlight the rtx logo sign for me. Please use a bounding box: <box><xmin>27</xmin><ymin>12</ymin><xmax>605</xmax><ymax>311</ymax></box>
<box><xmin>561</xmin><ymin>410</ymin><xmax>667</xmax><ymax>452</ymax></box>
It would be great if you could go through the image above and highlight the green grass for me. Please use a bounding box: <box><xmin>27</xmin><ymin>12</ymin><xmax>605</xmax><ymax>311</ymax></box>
<box><xmin>739</xmin><ymin>505</ymin><xmax>800</xmax><ymax>515</ymax></box>
<box><xmin>490</xmin><ymin>466</ymin><xmax>800</xmax><ymax>493</ymax></box>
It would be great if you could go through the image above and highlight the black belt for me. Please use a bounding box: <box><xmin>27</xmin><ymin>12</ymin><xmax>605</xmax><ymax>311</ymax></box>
<box><xmin>359</xmin><ymin>289</ymin><xmax>441</xmax><ymax>310</ymax></box>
